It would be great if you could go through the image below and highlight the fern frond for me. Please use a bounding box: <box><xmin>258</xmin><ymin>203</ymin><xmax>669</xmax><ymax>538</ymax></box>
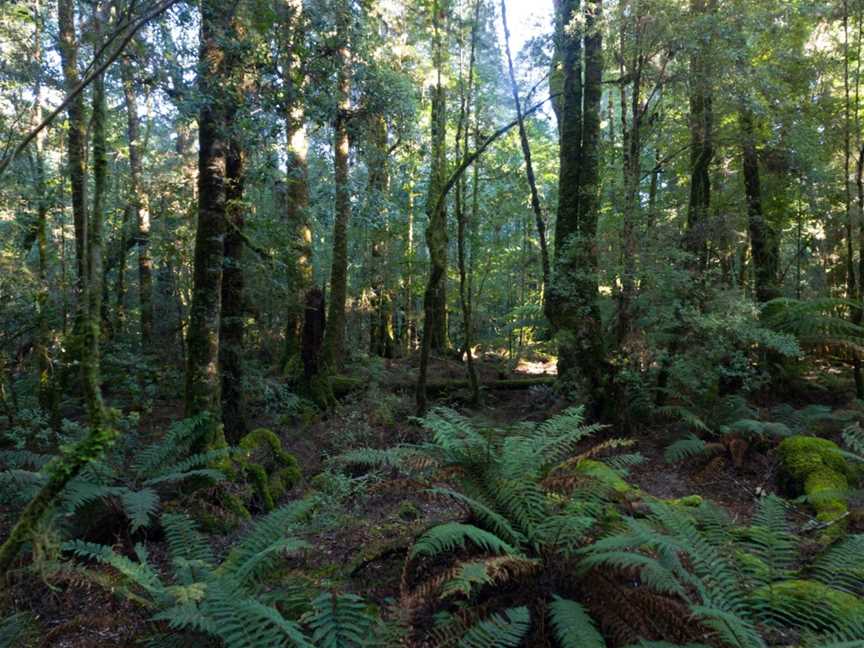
<box><xmin>664</xmin><ymin>434</ymin><xmax>710</xmax><ymax>463</ymax></box>
<box><xmin>410</xmin><ymin>523</ymin><xmax>517</xmax><ymax>560</ymax></box>
<box><xmin>548</xmin><ymin>596</ymin><xmax>605</xmax><ymax>648</ymax></box>
<box><xmin>456</xmin><ymin>606</ymin><xmax>530</xmax><ymax>648</ymax></box>
<box><xmin>120</xmin><ymin>487</ymin><xmax>160</xmax><ymax>532</ymax></box>
<box><xmin>426</xmin><ymin>487</ymin><xmax>526</xmax><ymax>547</ymax></box>
<box><xmin>221</xmin><ymin>499</ymin><xmax>316</xmax><ymax>576</ymax></box>
<box><xmin>440</xmin><ymin>556</ymin><xmax>541</xmax><ymax>600</ymax></box>
<box><xmin>161</xmin><ymin>512</ymin><xmax>215</xmax><ymax>566</ymax></box>
<box><xmin>307</xmin><ymin>592</ymin><xmax>374</xmax><ymax>648</ymax></box>
<box><xmin>808</xmin><ymin>534</ymin><xmax>864</xmax><ymax>596</ymax></box>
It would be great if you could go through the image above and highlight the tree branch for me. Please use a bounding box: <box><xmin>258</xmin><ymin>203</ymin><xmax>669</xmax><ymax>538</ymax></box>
<box><xmin>0</xmin><ymin>0</ymin><xmax>180</xmax><ymax>179</ymax></box>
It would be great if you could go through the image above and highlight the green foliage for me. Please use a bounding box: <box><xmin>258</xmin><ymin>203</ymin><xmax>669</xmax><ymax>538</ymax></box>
<box><xmin>762</xmin><ymin>298</ymin><xmax>864</xmax><ymax>360</ymax></box>
<box><xmin>340</xmin><ymin>406</ymin><xmax>629</xmax><ymax>645</ymax></box>
<box><xmin>456</xmin><ymin>606</ymin><xmax>531</xmax><ymax>648</ymax></box>
<box><xmin>548</xmin><ymin>596</ymin><xmax>605</xmax><ymax>648</ymax></box>
<box><xmin>580</xmin><ymin>496</ymin><xmax>864</xmax><ymax>646</ymax></box>
<box><xmin>307</xmin><ymin>592</ymin><xmax>376</xmax><ymax>648</ymax></box>
<box><xmin>236</xmin><ymin>428</ymin><xmax>301</xmax><ymax>512</ymax></box>
<box><xmin>63</xmin><ymin>500</ymin><xmax>337</xmax><ymax>647</ymax></box>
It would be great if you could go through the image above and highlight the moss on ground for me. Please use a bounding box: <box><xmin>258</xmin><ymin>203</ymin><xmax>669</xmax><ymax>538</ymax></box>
<box><xmin>237</xmin><ymin>428</ymin><xmax>302</xmax><ymax>511</ymax></box>
<box><xmin>777</xmin><ymin>435</ymin><xmax>853</xmax><ymax>541</ymax></box>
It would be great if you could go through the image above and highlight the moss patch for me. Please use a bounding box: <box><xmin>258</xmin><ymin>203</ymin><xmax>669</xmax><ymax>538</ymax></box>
<box><xmin>574</xmin><ymin>459</ymin><xmax>632</xmax><ymax>494</ymax></box>
<box><xmin>777</xmin><ymin>436</ymin><xmax>852</xmax><ymax>541</ymax></box>
<box><xmin>237</xmin><ymin>428</ymin><xmax>302</xmax><ymax>512</ymax></box>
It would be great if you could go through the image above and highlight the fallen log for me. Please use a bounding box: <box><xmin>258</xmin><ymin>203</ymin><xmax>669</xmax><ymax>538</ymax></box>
<box><xmin>330</xmin><ymin>375</ymin><xmax>555</xmax><ymax>397</ymax></box>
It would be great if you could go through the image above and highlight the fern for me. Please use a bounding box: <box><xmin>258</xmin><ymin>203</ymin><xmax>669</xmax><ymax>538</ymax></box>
<box><xmin>120</xmin><ymin>488</ymin><xmax>161</xmax><ymax>532</ymax></box>
<box><xmin>307</xmin><ymin>592</ymin><xmax>375</xmax><ymax>648</ymax></box>
<box><xmin>456</xmin><ymin>606</ymin><xmax>531</xmax><ymax>648</ymax></box>
<box><xmin>548</xmin><ymin>596</ymin><xmax>605</xmax><ymax>648</ymax></box>
<box><xmin>411</xmin><ymin>522</ymin><xmax>517</xmax><ymax>560</ymax></box>
<box><xmin>664</xmin><ymin>434</ymin><xmax>710</xmax><ymax>463</ymax></box>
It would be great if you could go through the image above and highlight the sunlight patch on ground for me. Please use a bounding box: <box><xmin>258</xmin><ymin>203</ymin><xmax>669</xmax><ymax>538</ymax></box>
<box><xmin>515</xmin><ymin>357</ymin><xmax>557</xmax><ymax>375</ymax></box>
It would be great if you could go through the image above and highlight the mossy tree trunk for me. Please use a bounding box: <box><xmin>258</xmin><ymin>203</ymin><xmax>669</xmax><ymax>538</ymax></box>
<box><xmin>84</xmin><ymin>21</ymin><xmax>107</xmax><ymax>431</ymax></box>
<box><xmin>321</xmin><ymin>0</ymin><xmax>352</xmax><ymax>373</ymax></box>
<box><xmin>417</xmin><ymin>0</ymin><xmax>450</xmax><ymax>413</ymax></box>
<box><xmin>185</xmin><ymin>0</ymin><xmax>235</xmax><ymax>450</ymax></box>
<box><xmin>425</xmin><ymin>0</ymin><xmax>450</xmax><ymax>354</ymax></box>
<box><xmin>367</xmin><ymin>115</ymin><xmax>395</xmax><ymax>358</ymax></box>
<box><xmin>684</xmin><ymin>0</ymin><xmax>716</xmax><ymax>271</ymax></box>
<box><xmin>740</xmin><ymin>106</ymin><xmax>778</xmax><ymax>303</ymax></box>
<box><xmin>545</xmin><ymin>0</ymin><xmax>609</xmax><ymax>414</ymax></box>
<box><xmin>278</xmin><ymin>0</ymin><xmax>312</xmax><ymax>370</ymax></box>
<box><xmin>120</xmin><ymin>52</ymin><xmax>154</xmax><ymax>348</ymax></box>
<box><xmin>57</xmin><ymin>0</ymin><xmax>87</xmax><ymax>304</ymax></box>
<box><xmin>220</xmin><ymin>135</ymin><xmax>247</xmax><ymax>443</ymax></box>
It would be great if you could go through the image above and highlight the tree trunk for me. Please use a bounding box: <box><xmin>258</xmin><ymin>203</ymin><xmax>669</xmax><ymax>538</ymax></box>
<box><xmin>417</xmin><ymin>0</ymin><xmax>450</xmax><ymax>413</ymax></box>
<box><xmin>684</xmin><ymin>0</ymin><xmax>715</xmax><ymax>270</ymax></box>
<box><xmin>120</xmin><ymin>54</ymin><xmax>154</xmax><ymax>348</ymax></box>
<box><xmin>57</xmin><ymin>0</ymin><xmax>86</xmax><ymax>296</ymax></box>
<box><xmin>424</xmin><ymin>0</ymin><xmax>450</xmax><ymax>354</ymax></box>
<box><xmin>321</xmin><ymin>0</ymin><xmax>352</xmax><ymax>372</ymax></box>
<box><xmin>367</xmin><ymin>115</ymin><xmax>395</xmax><ymax>358</ymax></box>
<box><xmin>220</xmin><ymin>136</ymin><xmax>247</xmax><ymax>442</ymax></box>
<box><xmin>455</xmin><ymin>1</ymin><xmax>480</xmax><ymax>404</ymax></box>
<box><xmin>185</xmin><ymin>0</ymin><xmax>233</xmax><ymax>450</ymax></box>
<box><xmin>546</xmin><ymin>0</ymin><xmax>608</xmax><ymax>414</ymax></box>
<box><xmin>740</xmin><ymin>106</ymin><xmax>778</xmax><ymax>303</ymax></box>
<box><xmin>83</xmin><ymin>19</ymin><xmax>107</xmax><ymax>430</ymax></box>
<box><xmin>279</xmin><ymin>0</ymin><xmax>312</xmax><ymax>370</ymax></box>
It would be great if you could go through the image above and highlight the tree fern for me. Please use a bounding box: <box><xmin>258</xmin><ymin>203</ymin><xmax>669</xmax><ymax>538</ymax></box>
<box><xmin>456</xmin><ymin>606</ymin><xmax>531</xmax><ymax>648</ymax></box>
<box><xmin>307</xmin><ymin>592</ymin><xmax>375</xmax><ymax>648</ymax></box>
<box><xmin>410</xmin><ymin>522</ymin><xmax>517</xmax><ymax>560</ymax></box>
<box><xmin>548</xmin><ymin>596</ymin><xmax>605</xmax><ymax>648</ymax></box>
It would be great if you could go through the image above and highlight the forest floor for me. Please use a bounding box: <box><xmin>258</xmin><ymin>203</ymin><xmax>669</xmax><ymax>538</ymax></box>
<box><xmin>4</xmin><ymin>353</ymin><xmax>863</xmax><ymax>646</ymax></box>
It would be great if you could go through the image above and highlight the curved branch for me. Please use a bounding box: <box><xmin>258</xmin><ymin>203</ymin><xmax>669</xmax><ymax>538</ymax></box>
<box><xmin>0</xmin><ymin>0</ymin><xmax>180</xmax><ymax>179</ymax></box>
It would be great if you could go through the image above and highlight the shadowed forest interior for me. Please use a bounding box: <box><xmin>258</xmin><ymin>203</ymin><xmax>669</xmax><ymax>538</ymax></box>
<box><xmin>4</xmin><ymin>0</ymin><xmax>864</xmax><ymax>645</ymax></box>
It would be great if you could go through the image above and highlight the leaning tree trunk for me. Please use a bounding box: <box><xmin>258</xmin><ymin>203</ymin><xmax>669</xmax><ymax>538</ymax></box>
<box><xmin>121</xmin><ymin>54</ymin><xmax>154</xmax><ymax>348</ymax></box>
<box><xmin>501</xmin><ymin>0</ymin><xmax>550</xmax><ymax>295</ymax></box>
<box><xmin>185</xmin><ymin>0</ymin><xmax>234</xmax><ymax>451</ymax></box>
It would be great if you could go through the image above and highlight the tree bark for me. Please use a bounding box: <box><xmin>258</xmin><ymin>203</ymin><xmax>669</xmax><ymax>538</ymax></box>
<box><xmin>367</xmin><ymin>115</ymin><xmax>395</xmax><ymax>358</ymax></box>
<box><xmin>424</xmin><ymin>0</ymin><xmax>450</xmax><ymax>353</ymax></box>
<box><xmin>739</xmin><ymin>106</ymin><xmax>778</xmax><ymax>303</ymax></box>
<box><xmin>321</xmin><ymin>0</ymin><xmax>352</xmax><ymax>372</ymax></box>
<box><xmin>121</xmin><ymin>54</ymin><xmax>154</xmax><ymax>348</ymax></box>
<box><xmin>83</xmin><ymin>14</ymin><xmax>107</xmax><ymax>431</ymax></box>
<box><xmin>279</xmin><ymin>0</ymin><xmax>312</xmax><ymax>370</ymax></box>
<box><xmin>184</xmin><ymin>0</ymin><xmax>233</xmax><ymax>449</ymax></box>
<box><xmin>57</xmin><ymin>0</ymin><xmax>87</xmax><ymax>313</ymax></box>
<box><xmin>684</xmin><ymin>0</ymin><xmax>715</xmax><ymax>270</ymax></box>
<box><xmin>545</xmin><ymin>0</ymin><xmax>608</xmax><ymax>414</ymax></box>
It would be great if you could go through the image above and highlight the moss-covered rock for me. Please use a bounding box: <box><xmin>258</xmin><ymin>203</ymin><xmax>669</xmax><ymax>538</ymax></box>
<box><xmin>751</xmin><ymin>579</ymin><xmax>864</xmax><ymax>630</ymax></box>
<box><xmin>777</xmin><ymin>436</ymin><xmax>852</xmax><ymax>541</ymax></box>
<box><xmin>574</xmin><ymin>459</ymin><xmax>632</xmax><ymax>494</ymax></box>
<box><xmin>237</xmin><ymin>428</ymin><xmax>302</xmax><ymax>512</ymax></box>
